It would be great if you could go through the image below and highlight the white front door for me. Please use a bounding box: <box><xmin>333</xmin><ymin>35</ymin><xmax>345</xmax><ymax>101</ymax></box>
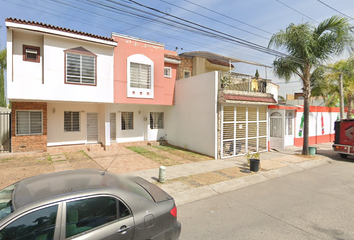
<box><xmin>284</xmin><ymin>111</ymin><xmax>295</xmax><ymax>146</ymax></box>
<box><xmin>269</xmin><ymin>110</ymin><xmax>284</xmax><ymax>150</ymax></box>
<box><xmin>87</xmin><ymin>113</ymin><xmax>98</xmax><ymax>143</ymax></box>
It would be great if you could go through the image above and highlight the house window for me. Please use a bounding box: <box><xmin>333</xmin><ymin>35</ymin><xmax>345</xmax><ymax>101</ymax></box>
<box><xmin>64</xmin><ymin>111</ymin><xmax>80</xmax><ymax>132</ymax></box>
<box><xmin>184</xmin><ymin>70</ymin><xmax>191</xmax><ymax>78</ymax></box>
<box><xmin>23</xmin><ymin>45</ymin><xmax>40</xmax><ymax>62</ymax></box>
<box><xmin>16</xmin><ymin>111</ymin><xmax>42</xmax><ymax>135</ymax></box>
<box><xmin>121</xmin><ymin>112</ymin><xmax>133</xmax><ymax>130</ymax></box>
<box><xmin>65</xmin><ymin>47</ymin><xmax>97</xmax><ymax>85</ymax></box>
<box><xmin>127</xmin><ymin>54</ymin><xmax>154</xmax><ymax>98</ymax></box>
<box><xmin>130</xmin><ymin>63</ymin><xmax>151</xmax><ymax>89</ymax></box>
<box><xmin>164</xmin><ymin>67</ymin><xmax>171</xmax><ymax>78</ymax></box>
<box><xmin>150</xmin><ymin>112</ymin><xmax>164</xmax><ymax>129</ymax></box>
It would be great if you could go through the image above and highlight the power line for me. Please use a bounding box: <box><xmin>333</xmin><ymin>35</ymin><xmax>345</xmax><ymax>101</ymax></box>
<box><xmin>316</xmin><ymin>0</ymin><xmax>354</xmax><ymax>21</ymax></box>
<box><xmin>275</xmin><ymin>0</ymin><xmax>318</xmax><ymax>23</ymax></box>
<box><xmin>122</xmin><ymin>0</ymin><xmax>306</xmax><ymax>63</ymax></box>
<box><xmin>158</xmin><ymin>0</ymin><xmax>270</xmax><ymax>40</ymax></box>
<box><xmin>183</xmin><ymin>0</ymin><xmax>274</xmax><ymax>35</ymax></box>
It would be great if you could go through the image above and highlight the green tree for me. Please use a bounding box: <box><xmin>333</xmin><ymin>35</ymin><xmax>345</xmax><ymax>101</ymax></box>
<box><xmin>268</xmin><ymin>15</ymin><xmax>353</xmax><ymax>155</ymax></box>
<box><xmin>255</xmin><ymin>69</ymin><xmax>260</xmax><ymax>78</ymax></box>
<box><xmin>0</xmin><ymin>48</ymin><xmax>6</xmax><ymax>108</ymax></box>
<box><xmin>312</xmin><ymin>57</ymin><xmax>354</xmax><ymax>118</ymax></box>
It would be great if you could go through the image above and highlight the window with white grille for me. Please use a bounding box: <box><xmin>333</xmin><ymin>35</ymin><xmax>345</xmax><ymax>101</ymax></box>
<box><xmin>65</xmin><ymin>50</ymin><xmax>96</xmax><ymax>85</ymax></box>
<box><xmin>127</xmin><ymin>54</ymin><xmax>154</xmax><ymax>99</ymax></box>
<box><xmin>121</xmin><ymin>112</ymin><xmax>133</xmax><ymax>130</ymax></box>
<box><xmin>130</xmin><ymin>63</ymin><xmax>151</xmax><ymax>89</ymax></box>
<box><xmin>64</xmin><ymin>111</ymin><xmax>80</xmax><ymax>132</ymax></box>
<box><xmin>150</xmin><ymin>112</ymin><xmax>164</xmax><ymax>129</ymax></box>
<box><xmin>16</xmin><ymin>111</ymin><xmax>42</xmax><ymax>135</ymax></box>
<box><xmin>164</xmin><ymin>67</ymin><xmax>171</xmax><ymax>78</ymax></box>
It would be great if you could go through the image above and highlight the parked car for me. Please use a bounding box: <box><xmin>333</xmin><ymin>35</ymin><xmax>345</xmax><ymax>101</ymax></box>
<box><xmin>0</xmin><ymin>169</ymin><xmax>181</xmax><ymax>240</ymax></box>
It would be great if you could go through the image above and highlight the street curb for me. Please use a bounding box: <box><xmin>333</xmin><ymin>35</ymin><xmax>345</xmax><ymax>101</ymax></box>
<box><xmin>171</xmin><ymin>159</ymin><xmax>328</xmax><ymax>206</ymax></box>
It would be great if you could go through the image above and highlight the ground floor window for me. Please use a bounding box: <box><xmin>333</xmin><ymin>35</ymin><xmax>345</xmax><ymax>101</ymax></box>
<box><xmin>121</xmin><ymin>112</ymin><xmax>134</xmax><ymax>130</ymax></box>
<box><xmin>64</xmin><ymin>111</ymin><xmax>80</xmax><ymax>132</ymax></box>
<box><xmin>16</xmin><ymin>111</ymin><xmax>42</xmax><ymax>135</ymax></box>
<box><xmin>150</xmin><ymin>112</ymin><xmax>164</xmax><ymax>129</ymax></box>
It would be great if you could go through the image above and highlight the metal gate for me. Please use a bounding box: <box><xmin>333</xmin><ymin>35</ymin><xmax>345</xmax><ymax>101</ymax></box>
<box><xmin>0</xmin><ymin>112</ymin><xmax>11</xmax><ymax>153</ymax></box>
<box><xmin>221</xmin><ymin>105</ymin><xmax>268</xmax><ymax>158</ymax></box>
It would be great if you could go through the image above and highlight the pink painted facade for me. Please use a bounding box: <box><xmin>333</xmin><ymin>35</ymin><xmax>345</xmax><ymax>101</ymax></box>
<box><xmin>112</xmin><ymin>34</ymin><xmax>179</xmax><ymax>105</ymax></box>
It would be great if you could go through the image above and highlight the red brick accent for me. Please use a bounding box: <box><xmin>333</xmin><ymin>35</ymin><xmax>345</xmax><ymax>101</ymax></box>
<box><xmin>11</xmin><ymin>102</ymin><xmax>47</xmax><ymax>152</ymax></box>
<box><xmin>178</xmin><ymin>56</ymin><xmax>193</xmax><ymax>80</ymax></box>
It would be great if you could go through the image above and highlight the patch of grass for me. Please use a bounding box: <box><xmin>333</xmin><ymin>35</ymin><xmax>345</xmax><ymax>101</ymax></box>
<box><xmin>47</xmin><ymin>155</ymin><xmax>52</xmax><ymax>162</ymax></box>
<box><xmin>77</xmin><ymin>150</ymin><xmax>91</xmax><ymax>159</ymax></box>
<box><xmin>152</xmin><ymin>145</ymin><xmax>213</xmax><ymax>162</ymax></box>
<box><xmin>127</xmin><ymin>146</ymin><xmax>180</xmax><ymax>166</ymax></box>
<box><xmin>0</xmin><ymin>158</ymin><xmax>14</xmax><ymax>163</ymax></box>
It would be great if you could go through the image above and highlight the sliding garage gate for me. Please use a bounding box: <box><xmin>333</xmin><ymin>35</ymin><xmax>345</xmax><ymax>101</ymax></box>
<box><xmin>222</xmin><ymin>105</ymin><xmax>267</xmax><ymax>158</ymax></box>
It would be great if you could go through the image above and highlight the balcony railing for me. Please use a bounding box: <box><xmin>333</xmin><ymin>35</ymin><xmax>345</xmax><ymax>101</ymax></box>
<box><xmin>220</xmin><ymin>72</ymin><xmax>272</xmax><ymax>94</ymax></box>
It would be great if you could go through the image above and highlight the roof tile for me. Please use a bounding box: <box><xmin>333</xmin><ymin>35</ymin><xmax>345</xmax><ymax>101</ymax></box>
<box><xmin>6</xmin><ymin>18</ymin><xmax>115</xmax><ymax>42</ymax></box>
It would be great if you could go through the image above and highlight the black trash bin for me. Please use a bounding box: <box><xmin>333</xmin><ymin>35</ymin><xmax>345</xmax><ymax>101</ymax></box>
<box><xmin>250</xmin><ymin>159</ymin><xmax>260</xmax><ymax>172</ymax></box>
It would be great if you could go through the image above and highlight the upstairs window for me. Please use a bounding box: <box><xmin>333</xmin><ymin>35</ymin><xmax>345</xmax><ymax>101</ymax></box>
<box><xmin>16</xmin><ymin>111</ymin><xmax>43</xmax><ymax>135</ymax></box>
<box><xmin>130</xmin><ymin>63</ymin><xmax>151</xmax><ymax>89</ymax></box>
<box><xmin>64</xmin><ymin>111</ymin><xmax>80</xmax><ymax>132</ymax></box>
<box><xmin>150</xmin><ymin>112</ymin><xmax>164</xmax><ymax>129</ymax></box>
<box><xmin>164</xmin><ymin>67</ymin><xmax>171</xmax><ymax>78</ymax></box>
<box><xmin>23</xmin><ymin>45</ymin><xmax>40</xmax><ymax>63</ymax></box>
<box><xmin>127</xmin><ymin>54</ymin><xmax>154</xmax><ymax>99</ymax></box>
<box><xmin>65</xmin><ymin>47</ymin><xmax>97</xmax><ymax>86</ymax></box>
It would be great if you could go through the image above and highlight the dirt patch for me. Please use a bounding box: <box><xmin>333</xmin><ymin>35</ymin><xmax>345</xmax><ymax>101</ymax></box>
<box><xmin>294</xmin><ymin>154</ymin><xmax>321</xmax><ymax>160</ymax></box>
<box><xmin>158</xmin><ymin>167</ymin><xmax>255</xmax><ymax>187</ymax></box>
<box><xmin>0</xmin><ymin>155</ymin><xmax>53</xmax><ymax>189</ymax></box>
<box><xmin>153</xmin><ymin>145</ymin><xmax>214</xmax><ymax>162</ymax></box>
<box><xmin>64</xmin><ymin>150</ymin><xmax>102</xmax><ymax>170</ymax></box>
<box><xmin>126</xmin><ymin>146</ymin><xmax>182</xmax><ymax>166</ymax></box>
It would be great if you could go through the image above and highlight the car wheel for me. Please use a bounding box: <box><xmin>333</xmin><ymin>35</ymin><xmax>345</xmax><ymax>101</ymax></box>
<box><xmin>340</xmin><ymin>154</ymin><xmax>348</xmax><ymax>159</ymax></box>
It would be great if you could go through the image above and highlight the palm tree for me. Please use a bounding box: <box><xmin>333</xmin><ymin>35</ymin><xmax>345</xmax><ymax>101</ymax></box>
<box><xmin>312</xmin><ymin>58</ymin><xmax>354</xmax><ymax>118</ymax></box>
<box><xmin>0</xmin><ymin>48</ymin><xmax>6</xmax><ymax>108</ymax></box>
<box><xmin>268</xmin><ymin>16</ymin><xmax>353</xmax><ymax>155</ymax></box>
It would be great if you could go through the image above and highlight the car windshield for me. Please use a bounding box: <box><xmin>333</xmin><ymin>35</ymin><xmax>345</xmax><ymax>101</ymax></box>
<box><xmin>0</xmin><ymin>183</ymin><xmax>16</xmax><ymax>220</ymax></box>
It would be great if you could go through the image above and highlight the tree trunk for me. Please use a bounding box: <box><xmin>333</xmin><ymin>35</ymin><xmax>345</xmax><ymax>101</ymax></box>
<box><xmin>347</xmin><ymin>95</ymin><xmax>353</xmax><ymax>119</ymax></box>
<box><xmin>302</xmin><ymin>77</ymin><xmax>311</xmax><ymax>155</ymax></box>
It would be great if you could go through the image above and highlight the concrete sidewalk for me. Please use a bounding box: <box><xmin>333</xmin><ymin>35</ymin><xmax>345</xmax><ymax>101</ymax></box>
<box><xmin>126</xmin><ymin>142</ymin><xmax>334</xmax><ymax>206</ymax></box>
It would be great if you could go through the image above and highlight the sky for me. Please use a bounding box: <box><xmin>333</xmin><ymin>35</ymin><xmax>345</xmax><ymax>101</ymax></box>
<box><xmin>0</xmin><ymin>0</ymin><xmax>353</xmax><ymax>98</ymax></box>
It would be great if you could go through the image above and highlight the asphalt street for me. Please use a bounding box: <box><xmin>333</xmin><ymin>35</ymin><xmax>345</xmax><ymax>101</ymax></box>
<box><xmin>178</xmin><ymin>155</ymin><xmax>354</xmax><ymax>240</ymax></box>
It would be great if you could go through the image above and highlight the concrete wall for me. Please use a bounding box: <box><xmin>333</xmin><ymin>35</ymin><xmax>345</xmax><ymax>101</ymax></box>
<box><xmin>7</xmin><ymin>28</ymin><xmax>115</xmax><ymax>103</ymax></box>
<box><xmin>168</xmin><ymin>71</ymin><xmax>218</xmax><ymax>158</ymax></box>
<box><xmin>294</xmin><ymin>106</ymin><xmax>339</xmax><ymax>146</ymax></box>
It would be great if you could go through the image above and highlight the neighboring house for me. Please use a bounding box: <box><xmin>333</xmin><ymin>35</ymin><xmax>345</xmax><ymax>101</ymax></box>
<box><xmin>107</xmin><ymin>33</ymin><xmax>180</xmax><ymax>146</ymax></box>
<box><xmin>167</xmin><ymin>51</ymin><xmax>279</xmax><ymax>159</ymax></box>
<box><xmin>6</xmin><ymin>18</ymin><xmax>117</xmax><ymax>152</ymax></box>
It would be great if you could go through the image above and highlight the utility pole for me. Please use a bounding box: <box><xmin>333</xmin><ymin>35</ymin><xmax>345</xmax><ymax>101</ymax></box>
<box><xmin>339</xmin><ymin>73</ymin><xmax>345</xmax><ymax>119</ymax></box>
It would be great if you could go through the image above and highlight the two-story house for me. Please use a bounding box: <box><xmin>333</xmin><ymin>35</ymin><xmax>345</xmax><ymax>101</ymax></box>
<box><xmin>106</xmin><ymin>33</ymin><xmax>180</xmax><ymax>146</ymax></box>
<box><xmin>167</xmin><ymin>51</ymin><xmax>279</xmax><ymax>159</ymax></box>
<box><xmin>6</xmin><ymin>18</ymin><xmax>117</xmax><ymax>152</ymax></box>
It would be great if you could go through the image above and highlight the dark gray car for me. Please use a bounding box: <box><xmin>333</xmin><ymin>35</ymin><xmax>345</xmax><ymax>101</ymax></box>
<box><xmin>0</xmin><ymin>169</ymin><xmax>181</xmax><ymax>240</ymax></box>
